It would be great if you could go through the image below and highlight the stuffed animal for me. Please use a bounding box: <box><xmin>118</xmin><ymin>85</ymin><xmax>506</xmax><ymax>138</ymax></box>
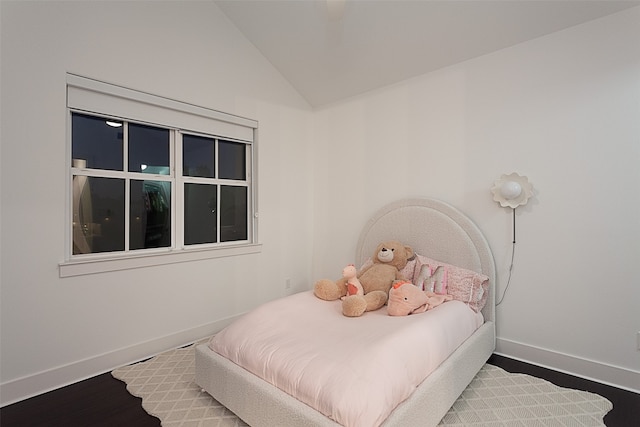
<box><xmin>387</xmin><ymin>280</ymin><xmax>453</xmax><ymax>316</ymax></box>
<box><xmin>341</xmin><ymin>264</ymin><xmax>363</xmax><ymax>300</ymax></box>
<box><xmin>314</xmin><ymin>240</ymin><xmax>414</xmax><ymax>317</ymax></box>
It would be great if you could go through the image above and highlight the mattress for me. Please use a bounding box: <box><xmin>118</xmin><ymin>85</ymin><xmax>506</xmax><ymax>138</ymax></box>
<box><xmin>210</xmin><ymin>290</ymin><xmax>483</xmax><ymax>427</ymax></box>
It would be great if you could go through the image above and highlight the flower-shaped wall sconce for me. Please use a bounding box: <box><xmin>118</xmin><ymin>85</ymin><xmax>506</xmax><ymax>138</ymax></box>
<box><xmin>491</xmin><ymin>173</ymin><xmax>533</xmax><ymax>209</ymax></box>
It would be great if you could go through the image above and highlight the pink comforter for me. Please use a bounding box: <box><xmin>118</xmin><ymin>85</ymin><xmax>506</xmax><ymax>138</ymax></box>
<box><xmin>210</xmin><ymin>291</ymin><xmax>483</xmax><ymax>427</ymax></box>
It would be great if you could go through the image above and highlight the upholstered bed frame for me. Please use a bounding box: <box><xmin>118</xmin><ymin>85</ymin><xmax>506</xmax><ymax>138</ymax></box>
<box><xmin>195</xmin><ymin>198</ymin><xmax>496</xmax><ymax>426</ymax></box>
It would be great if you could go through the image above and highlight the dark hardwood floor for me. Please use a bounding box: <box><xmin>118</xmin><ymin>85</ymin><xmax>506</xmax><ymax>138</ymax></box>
<box><xmin>1</xmin><ymin>354</ymin><xmax>637</xmax><ymax>426</ymax></box>
<box><xmin>487</xmin><ymin>354</ymin><xmax>639</xmax><ymax>427</ymax></box>
<box><xmin>0</xmin><ymin>373</ymin><xmax>160</xmax><ymax>427</ymax></box>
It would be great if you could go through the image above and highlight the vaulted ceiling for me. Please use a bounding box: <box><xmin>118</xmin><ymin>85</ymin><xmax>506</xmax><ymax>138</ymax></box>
<box><xmin>215</xmin><ymin>0</ymin><xmax>639</xmax><ymax>107</ymax></box>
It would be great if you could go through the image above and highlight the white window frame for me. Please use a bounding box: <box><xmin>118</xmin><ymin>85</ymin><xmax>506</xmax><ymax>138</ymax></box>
<box><xmin>60</xmin><ymin>74</ymin><xmax>260</xmax><ymax>277</ymax></box>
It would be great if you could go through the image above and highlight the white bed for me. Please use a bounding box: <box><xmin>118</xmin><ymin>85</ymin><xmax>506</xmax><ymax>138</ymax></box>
<box><xmin>195</xmin><ymin>198</ymin><xmax>496</xmax><ymax>426</ymax></box>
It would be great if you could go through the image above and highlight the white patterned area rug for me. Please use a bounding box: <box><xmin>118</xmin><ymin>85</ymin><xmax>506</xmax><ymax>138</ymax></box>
<box><xmin>112</xmin><ymin>341</ymin><xmax>612</xmax><ymax>427</ymax></box>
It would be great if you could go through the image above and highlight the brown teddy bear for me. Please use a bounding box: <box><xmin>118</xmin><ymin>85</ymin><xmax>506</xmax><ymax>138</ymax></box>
<box><xmin>314</xmin><ymin>241</ymin><xmax>415</xmax><ymax>317</ymax></box>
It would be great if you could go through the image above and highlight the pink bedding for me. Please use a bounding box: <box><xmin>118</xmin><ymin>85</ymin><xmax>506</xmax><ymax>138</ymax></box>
<box><xmin>209</xmin><ymin>291</ymin><xmax>483</xmax><ymax>427</ymax></box>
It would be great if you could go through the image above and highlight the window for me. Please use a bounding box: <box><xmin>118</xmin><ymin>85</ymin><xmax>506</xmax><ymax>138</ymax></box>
<box><xmin>62</xmin><ymin>74</ymin><xmax>260</xmax><ymax>276</ymax></box>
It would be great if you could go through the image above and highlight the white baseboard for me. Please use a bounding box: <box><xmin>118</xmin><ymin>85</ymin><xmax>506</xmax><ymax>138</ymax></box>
<box><xmin>0</xmin><ymin>315</ymin><xmax>242</xmax><ymax>407</ymax></box>
<box><xmin>496</xmin><ymin>337</ymin><xmax>640</xmax><ymax>393</ymax></box>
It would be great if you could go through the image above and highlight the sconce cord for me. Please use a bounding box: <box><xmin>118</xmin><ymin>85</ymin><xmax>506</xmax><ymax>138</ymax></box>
<box><xmin>497</xmin><ymin>208</ymin><xmax>516</xmax><ymax>306</ymax></box>
<box><xmin>512</xmin><ymin>206</ymin><xmax>516</xmax><ymax>244</ymax></box>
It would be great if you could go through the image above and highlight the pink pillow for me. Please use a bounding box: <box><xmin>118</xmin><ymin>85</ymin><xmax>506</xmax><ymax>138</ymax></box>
<box><xmin>412</xmin><ymin>254</ymin><xmax>489</xmax><ymax>313</ymax></box>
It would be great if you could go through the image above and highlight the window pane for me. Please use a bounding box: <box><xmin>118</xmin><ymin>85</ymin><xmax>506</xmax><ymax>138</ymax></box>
<box><xmin>72</xmin><ymin>113</ymin><xmax>123</xmax><ymax>170</ymax></box>
<box><xmin>184</xmin><ymin>183</ymin><xmax>217</xmax><ymax>245</ymax></box>
<box><xmin>183</xmin><ymin>134</ymin><xmax>215</xmax><ymax>178</ymax></box>
<box><xmin>72</xmin><ymin>176</ymin><xmax>124</xmax><ymax>254</ymax></box>
<box><xmin>128</xmin><ymin>123</ymin><xmax>170</xmax><ymax>174</ymax></box>
<box><xmin>219</xmin><ymin>140</ymin><xmax>246</xmax><ymax>180</ymax></box>
<box><xmin>130</xmin><ymin>180</ymin><xmax>171</xmax><ymax>250</ymax></box>
<box><xmin>220</xmin><ymin>186</ymin><xmax>247</xmax><ymax>242</ymax></box>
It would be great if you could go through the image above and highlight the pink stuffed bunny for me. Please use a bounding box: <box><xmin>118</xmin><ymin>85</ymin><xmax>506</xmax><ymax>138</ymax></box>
<box><xmin>341</xmin><ymin>264</ymin><xmax>364</xmax><ymax>300</ymax></box>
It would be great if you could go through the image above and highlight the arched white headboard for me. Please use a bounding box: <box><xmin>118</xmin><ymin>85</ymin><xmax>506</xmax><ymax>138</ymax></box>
<box><xmin>356</xmin><ymin>198</ymin><xmax>496</xmax><ymax>322</ymax></box>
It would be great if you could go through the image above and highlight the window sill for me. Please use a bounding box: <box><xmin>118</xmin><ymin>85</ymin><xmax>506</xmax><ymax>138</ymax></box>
<box><xmin>59</xmin><ymin>244</ymin><xmax>262</xmax><ymax>277</ymax></box>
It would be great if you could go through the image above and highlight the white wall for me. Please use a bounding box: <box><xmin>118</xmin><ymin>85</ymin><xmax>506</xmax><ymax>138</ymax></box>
<box><xmin>0</xmin><ymin>1</ymin><xmax>314</xmax><ymax>405</ymax></box>
<box><xmin>312</xmin><ymin>8</ymin><xmax>640</xmax><ymax>391</ymax></box>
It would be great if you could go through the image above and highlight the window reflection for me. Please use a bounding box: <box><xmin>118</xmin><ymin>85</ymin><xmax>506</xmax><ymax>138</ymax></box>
<box><xmin>129</xmin><ymin>123</ymin><xmax>170</xmax><ymax>174</ymax></box>
<box><xmin>219</xmin><ymin>140</ymin><xmax>246</xmax><ymax>180</ymax></box>
<box><xmin>184</xmin><ymin>183</ymin><xmax>217</xmax><ymax>245</ymax></box>
<box><xmin>72</xmin><ymin>113</ymin><xmax>123</xmax><ymax>171</ymax></box>
<box><xmin>183</xmin><ymin>134</ymin><xmax>215</xmax><ymax>178</ymax></box>
<box><xmin>130</xmin><ymin>180</ymin><xmax>171</xmax><ymax>250</ymax></box>
<box><xmin>221</xmin><ymin>186</ymin><xmax>247</xmax><ymax>242</ymax></box>
<box><xmin>72</xmin><ymin>176</ymin><xmax>125</xmax><ymax>254</ymax></box>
